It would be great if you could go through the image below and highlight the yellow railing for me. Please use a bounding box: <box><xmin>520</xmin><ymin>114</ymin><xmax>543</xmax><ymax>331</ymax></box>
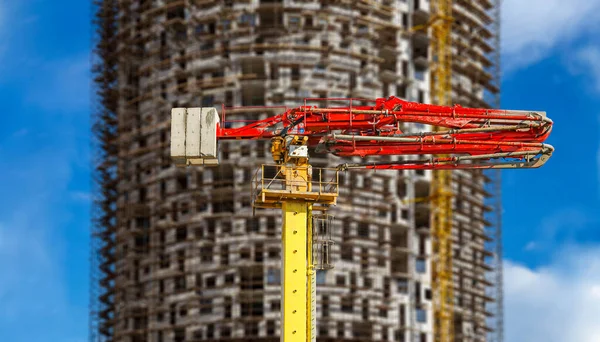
<box><xmin>251</xmin><ymin>164</ymin><xmax>339</xmax><ymax>208</ymax></box>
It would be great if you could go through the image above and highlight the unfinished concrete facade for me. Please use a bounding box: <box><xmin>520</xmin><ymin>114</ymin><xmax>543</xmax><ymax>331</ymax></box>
<box><xmin>91</xmin><ymin>1</ymin><xmax>500</xmax><ymax>342</ymax></box>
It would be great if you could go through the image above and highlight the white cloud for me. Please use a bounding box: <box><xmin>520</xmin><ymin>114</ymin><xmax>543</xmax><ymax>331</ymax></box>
<box><xmin>598</xmin><ymin>137</ymin><xmax>600</xmax><ymax>198</ymax></box>
<box><xmin>0</xmin><ymin>1</ymin><xmax>5</xmax><ymax>58</ymax></box>
<box><xmin>0</xmin><ymin>143</ymin><xmax>74</xmax><ymax>322</ymax></box>
<box><xmin>526</xmin><ymin>207</ymin><xmax>598</xmax><ymax>251</ymax></box>
<box><xmin>524</xmin><ymin>241</ymin><xmax>537</xmax><ymax>251</ymax></box>
<box><xmin>565</xmin><ymin>49</ymin><xmax>600</xmax><ymax>195</ymax></box>
<box><xmin>569</xmin><ymin>46</ymin><xmax>600</xmax><ymax>93</ymax></box>
<box><xmin>10</xmin><ymin>128</ymin><xmax>28</xmax><ymax>138</ymax></box>
<box><xmin>0</xmin><ymin>0</ymin><xmax>5</xmax><ymax>25</ymax></box>
<box><xmin>502</xmin><ymin>0</ymin><xmax>600</xmax><ymax>70</ymax></box>
<box><xmin>505</xmin><ymin>246</ymin><xmax>600</xmax><ymax>342</ymax></box>
<box><xmin>597</xmin><ymin>117</ymin><xmax>600</xmax><ymax>199</ymax></box>
<box><xmin>25</xmin><ymin>54</ymin><xmax>91</xmax><ymax>112</ymax></box>
<box><xmin>0</xmin><ymin>220</ymin><xmax>66</xmax><ymax>321</ymax></box>
<box><xmin>539</xmin><ymin>207</ymin><xmax>590</xmax><ymax>238</ymax></box>
<box><xmin>70</xmin><ymin>191</ymin><xmax>92</xmax><ymax>202</ymax></box>
<box><xmin>0</xmin><ymin>105</ymin><xmax>88</xmax><ymax>337</ymax></box>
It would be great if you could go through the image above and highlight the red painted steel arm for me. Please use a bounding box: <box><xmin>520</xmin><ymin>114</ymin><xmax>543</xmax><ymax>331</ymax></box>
<box><xmin>216</xmin><ymin>97</ymin><xmax>554</xmax><ymax>169</ymax></box>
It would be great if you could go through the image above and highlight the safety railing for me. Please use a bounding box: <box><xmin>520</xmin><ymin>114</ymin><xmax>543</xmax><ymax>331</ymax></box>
<box><xmin>251</xmin><ymin>164</ymin><xmax>339</xmax><ymax>208</ymax></box>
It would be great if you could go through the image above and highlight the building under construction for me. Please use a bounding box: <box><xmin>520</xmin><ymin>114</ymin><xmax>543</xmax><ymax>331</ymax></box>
<box><xmin>91</xmin><ymin>1</ymin><xmax>502</xmax><ymax>342</ymax></box>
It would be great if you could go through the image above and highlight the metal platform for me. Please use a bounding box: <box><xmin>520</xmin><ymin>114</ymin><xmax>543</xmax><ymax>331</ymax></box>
<box><xmin>252</xmin><ymin>164</ymin><xmax>339</xmax><ymax>210</ymax></box>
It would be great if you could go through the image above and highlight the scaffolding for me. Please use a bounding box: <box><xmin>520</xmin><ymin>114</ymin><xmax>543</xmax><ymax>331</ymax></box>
<box><xmin>91</xmin><ymin>1</ymin><xmax>119</xmax><ymax>341</ymax></box>
<box><xmin>486</xmin><ymin>1</ymin><xmax>504</xmax><ymax>342</ymax></box>
<box><xmin>449</xmin><ymin>0</ymin><xmax>503</xmax><ymax>340</ymax></box>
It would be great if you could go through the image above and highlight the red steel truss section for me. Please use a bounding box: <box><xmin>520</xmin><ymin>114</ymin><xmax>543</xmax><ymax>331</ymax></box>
<box><xmin>217</xmin><ymin>97</ymin><xmax>554</xmax><ymax>170</ymax></box>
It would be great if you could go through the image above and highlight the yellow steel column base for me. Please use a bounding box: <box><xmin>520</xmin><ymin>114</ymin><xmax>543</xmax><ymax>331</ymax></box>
<box><xmin>282</xmin><ymin>201</ymin><xmax>309</xmax><ymax>342</ymax></box>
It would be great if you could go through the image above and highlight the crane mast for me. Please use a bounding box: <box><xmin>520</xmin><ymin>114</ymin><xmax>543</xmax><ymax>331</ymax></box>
<box><xmin>171</xmin><ymin>97</ymin><xmax>553</xmax><ymax>342</ymax></box>
<box><xmin>430</xmin><ymin>1</ymin><xmax>454</xmax><ymax>342</ymax></box>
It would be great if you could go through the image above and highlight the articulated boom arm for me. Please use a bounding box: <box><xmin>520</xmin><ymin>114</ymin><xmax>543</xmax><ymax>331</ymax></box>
<box><xmin>174</xmin><ymin>96</ymin><xmax>554</xmax><ymax>170</ymax></box>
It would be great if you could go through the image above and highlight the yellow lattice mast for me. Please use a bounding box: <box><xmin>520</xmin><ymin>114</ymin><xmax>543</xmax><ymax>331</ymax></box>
<box><xmin>429</xmin><ymin>1</ymin><xmax>454</xmax><ymax>342</ymax></box>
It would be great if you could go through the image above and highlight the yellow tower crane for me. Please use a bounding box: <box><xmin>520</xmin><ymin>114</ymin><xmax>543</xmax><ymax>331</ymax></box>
<box><xmin>429</xmin><ymin>1</ymin><xmax>455</xmax><ymax>342</ymax></box>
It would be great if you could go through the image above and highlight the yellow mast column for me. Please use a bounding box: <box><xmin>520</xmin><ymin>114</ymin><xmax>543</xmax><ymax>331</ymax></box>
<box><xmin>276</xmin><ymin>136</ymin><xmax>315</xmax><ymax>342</ymax></box>
<box><xmin>281</xmin><ymin>200</ymin><xmax>310</xmax><ymax>342</ymax></box>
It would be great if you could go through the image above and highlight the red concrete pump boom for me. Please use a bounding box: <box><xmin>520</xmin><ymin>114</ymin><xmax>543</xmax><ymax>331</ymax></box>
<box><xmin>174</xmin><ymin>96</ymin><xmax>554</xmax><ymax>170</ymax></box>
<box><xmin>171</xmin><ymin>97</ymin><xmax>554</xmax><ymax>342</ymax></box>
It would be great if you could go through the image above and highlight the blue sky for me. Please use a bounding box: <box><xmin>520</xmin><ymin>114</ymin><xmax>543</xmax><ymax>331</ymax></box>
<box><xmin>0</xmin><ymin>1</ymin><xmax>599</xmax><ymax>341</ymax></box>
<box><xmin>0</xmin><ymin>1</ymin><xmax>91</xmax><ymax>341</ymax></box>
